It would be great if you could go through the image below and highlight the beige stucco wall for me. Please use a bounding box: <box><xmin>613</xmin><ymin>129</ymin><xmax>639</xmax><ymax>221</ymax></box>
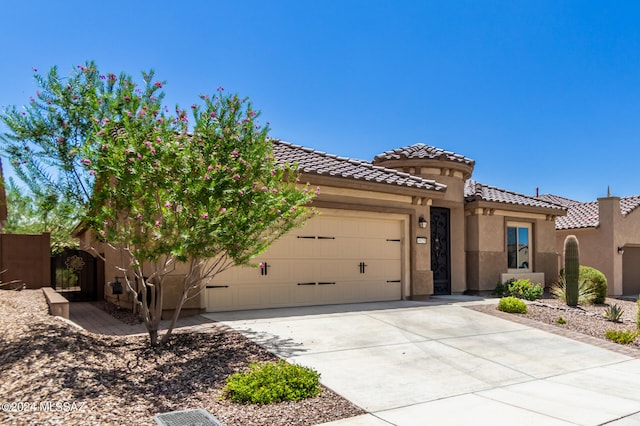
<box><xmin>80</xmin><ymin>233</ymin><xmax>206</xmax><ymax>319</ymax></box>
<box><xmin>556</xmin><ymin>197</ymin><xmax>640</xmax><ymax>296</ymax></box>
<box><xmin>466</xmin><ymin>207</ymin><xmax>559</xmax><ymax>292</ymax></box>
<box><xmin>80</xmin><ymin>177</ymin><xmax>448</xmax><ymax>314</ymax></box>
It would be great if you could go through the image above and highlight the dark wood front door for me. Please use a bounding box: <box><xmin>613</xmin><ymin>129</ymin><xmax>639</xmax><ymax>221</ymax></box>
<box><xmin>430</xmin><ymin>207</ymin><xmax>451</xmax><ymax>295</ymax></box>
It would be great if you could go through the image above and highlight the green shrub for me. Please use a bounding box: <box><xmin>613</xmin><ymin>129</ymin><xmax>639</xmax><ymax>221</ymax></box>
<box><xmin>497</xmin><ymin>296</ymin><xmax>527</xmax><ymax>314</ymax></box>
<box><xmin>556</xmin><ymin>316</ymin><xmax>566</xmax><ymax>324</ymax></box>
<box><xmin>637</xmin><ymin>298</ymin><xmax>640</xmax><ymax>330</ymax></box>
<box><xmin>605</xmin><ymin>329</ymin><xmax>638</xmax><ymax>344</ymax></box>
<box><xmin>552</xmin><ymin>275</ymin><xmax>597</xmax><ymax>305</ymax></box>
<box><xmin>507</xmin><ymin>279</ymin><xmax>543</xmax><ymax>301</ymax></box>
<box><xmin>223</xmin><ymin>360</ymin><xmax>321</xmax><ymax>404</ymax></box>
<box><xmin>493</xmin><ymin>279</ymin><xmax>542</xmax><ymax>301</ymax></box>
<box><xmin>580</xmin><ymin>266</ymin><xmax>607</xmax><ymax>304</ymax></box>
<box><xmin>492</xmin><ymin>281</ymin><xmax>508</xmax><ymax>297</ymax></box>
<box><xmin>603</xmin><ymin>304</ymin><xmax>624</xmax><ymax>323</ymax></box>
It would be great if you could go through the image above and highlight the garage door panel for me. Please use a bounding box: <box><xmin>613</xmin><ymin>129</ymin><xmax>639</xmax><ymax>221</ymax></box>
<box><xmin>206</xmin><ymin>212</ymin><xmax>405</xmax><ymax>312</ymax></box>
<box><xmin>206</xmin><ymin>287</ymin><xmax>234</xmax><ymax>311</ymax></box>
<box><xmin>293</xmin><ymin>283</ymin><xmax>317</xmax><ymax>303</ymax></box>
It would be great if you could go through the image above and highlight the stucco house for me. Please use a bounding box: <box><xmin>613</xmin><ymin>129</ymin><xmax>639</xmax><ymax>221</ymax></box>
<box><xmin>538</xmin><ymin>193</ymin><xmax>640</xmax><ymax>296</ymax></box>
<box><xmin>93</xmin><ymin>141</ymin><xmax>566</xmax><ymax>316</ymax></box>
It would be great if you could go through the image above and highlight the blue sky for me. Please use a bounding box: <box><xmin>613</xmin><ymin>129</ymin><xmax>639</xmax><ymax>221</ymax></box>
<box><xmin>2</xmin><ymin>1</ymin><xmax>639</xmax><ymax>202</ymax></box>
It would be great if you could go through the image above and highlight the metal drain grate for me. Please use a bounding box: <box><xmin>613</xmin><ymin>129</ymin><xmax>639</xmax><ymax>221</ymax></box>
<box><xmin>154</xmin><ymin>408</ymin><xmax>221</xmax><ymax>426</ymax></box>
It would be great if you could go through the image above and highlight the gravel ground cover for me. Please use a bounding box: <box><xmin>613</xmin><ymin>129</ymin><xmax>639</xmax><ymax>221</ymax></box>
<box><xmin>470</xmin><ymin>296</ymin><xmax>640</xmax><ymax>351</ymax></box>
<box><xmin>0</xmin><ymin>289</ymin><xmax>365</xmax><ymax>426</ymax></box>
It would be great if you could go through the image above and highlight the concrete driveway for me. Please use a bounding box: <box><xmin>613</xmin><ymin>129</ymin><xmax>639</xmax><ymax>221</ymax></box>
<box><xmin>204</xmin><ymin>298</ymin><xmax>640</xmax><ymax>426</ymax></box>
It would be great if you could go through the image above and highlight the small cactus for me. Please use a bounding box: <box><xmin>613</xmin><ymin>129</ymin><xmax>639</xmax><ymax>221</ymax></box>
<box><xmin>604</xmin><ymin>304</ymin><xmax>624</xmax><ymax>323</ymax></box>
<box><xmin>564</xmin><ymin>235</ymin><xmax>580</xmax><ymax>307</ymax></box>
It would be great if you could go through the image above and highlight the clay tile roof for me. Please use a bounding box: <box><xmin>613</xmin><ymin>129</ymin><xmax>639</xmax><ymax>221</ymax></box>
<box><xmin>464</xmin><ymin>180</ymin><xmax>565</xmax><ymax>210</ymax></box>
<box><xmin>552</xmin><ymin>195</ymin><xmax>640</xmax><ymax>230</ymax></box>
<box><xmin>620</xmin><ymin>195</ymin><xmax>640</xmax><ymax>216</ymax></box>
<box><xmin>373</xmin><ymin>143</ymin><xmax>475</xmax><ymax>166</ymax></box>
<box><xmin>554</xmin><ymin>201</ymin><xmax>599</xmax><ymax>230</ymax></box>
<box><xmin>273</xmin><ymin>140</ymin><xmax>447</xmax><ymax>192</ymax></box>
<box><xmin>536</xmin><ymin>194</ymin><xmax>581</xmax><ymax>208</ymax></box>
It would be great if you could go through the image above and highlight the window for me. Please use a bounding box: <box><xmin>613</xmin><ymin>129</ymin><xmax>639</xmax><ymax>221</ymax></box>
<box><xmin>507</xmin><ymin>222</ymin><xmax>531</xmax><ymax>271</ymax></box>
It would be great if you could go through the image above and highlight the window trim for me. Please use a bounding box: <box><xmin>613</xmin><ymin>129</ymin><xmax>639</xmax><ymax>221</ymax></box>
<box><xmin>506</xmin><ymin>221</ymin><xmax>533</xmax><ymax>273</ymax></box>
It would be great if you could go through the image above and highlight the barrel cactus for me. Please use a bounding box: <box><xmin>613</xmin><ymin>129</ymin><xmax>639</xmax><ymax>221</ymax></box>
<box><xmin>564</xmin><ymin>235</ymin><xmax>580</xmax><ymax>307</ymax></box>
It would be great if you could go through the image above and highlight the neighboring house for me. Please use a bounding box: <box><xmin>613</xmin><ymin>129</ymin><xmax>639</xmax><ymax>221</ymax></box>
<box><xmin>94</xmin><ymin>141</ymin><xmax>566</xmax><ymax>316</ymax></box>
<box><xmin>538</xmin><ymin>193</ymin><xmax>640</xmax><ymax>296</ymax></box>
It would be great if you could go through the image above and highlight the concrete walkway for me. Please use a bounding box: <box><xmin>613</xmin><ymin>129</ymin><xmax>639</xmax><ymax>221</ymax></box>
<box><xmin>68</xmin><ymin>302</ymin><xmax>217</xmax><ymax>335</ymax></box>
<box><xmin>204</xmin><ymin>298</ymin><xmax>640</xmax><ymax>426</ymax></box>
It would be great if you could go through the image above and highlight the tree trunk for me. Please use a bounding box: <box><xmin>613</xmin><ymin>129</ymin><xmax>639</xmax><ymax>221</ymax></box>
<box><xmin>149</xmin><ymin>328</ymin><xmax>158</xmax><ymax>346</ymax></box>
<box><xmin>160</xmin><ymin>292</ymin><xmax>188</xmax><ymax>345</ymax></box>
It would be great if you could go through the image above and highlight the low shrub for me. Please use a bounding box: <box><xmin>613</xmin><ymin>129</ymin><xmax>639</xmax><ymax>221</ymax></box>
<box><xmin>493</xmin><ymin>279</ymin><xmax>543</xmax><ymax>301</ymax></box>
<box><xmin>556</xmin><ymin>316</ymin><xmax>566</xmax><ymax>324</ymax></box>
<box><xmin>497</xmin><ymin>296</ymin><xmax>527</xmax><ymax>314</ymax></box>
<box><xmin>551</xmin><ymin>275</ymin><xmax>597</xmax><ymax>305</ymax></box>
<box><xmin>492</xmin><ymin>281</ymin><xmax>508</xmax><ymax>297</ymax></box>
<box><xmin>637</xmin><ymin>298</ymin><xmax>640</xmax><ymax>330</ymax></box>
<box><xmin>223</xmin><ymin>360</ymin><xmax>321</xmax><ymax>404</ymax></box>
<box><xmin>605</xmin><ymin>329</ymin><xmax>638</xmax><ymax>344</ymax></box>
<box><xmin>507</xmin><ymin>279</ymin><xmax>543</xmax><ymax>301</ymax></box>
<box><xmin>580</xmin><ymin>266</ymin><xmax>607</xmax><ymax>304</ymax></box>
<box><xmin>603</xmin><ymin>304</ymin><xmax>624</xmax><ymax>323</ymax></box>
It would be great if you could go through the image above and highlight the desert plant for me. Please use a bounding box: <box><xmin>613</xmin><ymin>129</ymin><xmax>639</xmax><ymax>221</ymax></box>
<box><xmin>557</xmin><ymin>316</ymin><xmax>567</xmax><ymax>324</ymax></box>
<box><xmin>551</xmin><ymin>275</ymin><xmax>597</xmax><ymax>305</ymax></box>
<box><xmin>507</xmin><ymin>279</ymin><xmax>543</xmax><ymax>301</ymax></box>
<box><xmin>224</xmin><ymin>360</ymin><xmax>321</xmax><ymax>404</ymax></box>
<box><xmin>603</xmin><ymin>304</ymin><xmax>624</xmax><ymax>323</ymax></box>
<box><xmin>564</xmin><ymin>235</ymin><xmax>580</xmax><ymax>307</ymax></box>
<box><xmin>497</xmin><ymin>296</ymin><xmax>527</xmax><ymax>314</ymax></box>
<box><xmin>637</xmin><ymin>298</ymin><xmax>640</xmax><ymax>330</ymax></box>
<box><xmin>605</xmin><ymin>329</ymin><xmax>638</xmax><ymax>344</ymax></box>
<box><xmin>580</xmin><ymin>266</ymin><xmax>607</xmax><ymax>304</ymax></box>
<box><xmin>492</xmin><ymin>280</ymin><xmax>508</xmax><ymax>297</ymax></box>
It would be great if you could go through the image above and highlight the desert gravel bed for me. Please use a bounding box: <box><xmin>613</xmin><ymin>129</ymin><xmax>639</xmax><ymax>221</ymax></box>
<box><xmin>0</xmin><ymin>290</ymin><xmax>365</xmax><ymax>426</ymax></box>
<box><xmin>469</xmin><ymin>296</ymin><xmax>640</xmax><ymax>352</ymax></box>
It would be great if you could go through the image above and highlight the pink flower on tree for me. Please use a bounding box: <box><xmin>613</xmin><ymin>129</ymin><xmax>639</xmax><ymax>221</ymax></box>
<box><xmin>154</xmin><ymin>81</ymin><xmax>163</xmax><ymax>88</ymax></box>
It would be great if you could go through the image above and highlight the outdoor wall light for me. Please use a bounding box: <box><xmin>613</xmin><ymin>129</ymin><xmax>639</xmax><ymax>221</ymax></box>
<box><xmin>418</xmin><ymin>216</ymin><xmax>427</xmax><ymax>229</ymax></box>
<box><xmin>618</xmin><ymin>247</ymin><xmax>625</xmax><ymax>255</ymax></box>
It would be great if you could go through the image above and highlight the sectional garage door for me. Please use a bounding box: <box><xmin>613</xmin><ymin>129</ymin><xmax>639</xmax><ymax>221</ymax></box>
<box><xmin>206</xmin><ymin>211</ymin><xmax>405</xmax><ymax>312</ymax></box>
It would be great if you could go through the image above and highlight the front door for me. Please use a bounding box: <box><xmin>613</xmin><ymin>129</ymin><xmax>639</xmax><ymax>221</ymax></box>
<box><xmin>430</xmin><ymin>207</ymin><xmax>451</xmax><ymax>295</ymax></box>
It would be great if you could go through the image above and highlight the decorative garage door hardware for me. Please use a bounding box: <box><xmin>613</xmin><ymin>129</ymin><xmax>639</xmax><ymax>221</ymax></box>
<box><xmin>206</xmin><ymin>285</ymin><xmax>229</xmax><ymax>289</ymax></box>
<box><xmin>296</xmin><ymin>236</ymin><xmax>336</xmax><ymax>239</ymax></box>
<box><xmin>359</xmin><ymin>262</ymin><xmax>368</xmax><ymax>274</ymax></box>
<box><xmin>260</xmin><ymin>262</ymin><xmax>269</xmax><ymax>276</ymax></box>
<box><xmin>296</xmin><ymin>282</ymin><xmax>337</xmax><ymax>286</ymax></box>
<box><xmin>386</xmin><ymin>280</ymin><xmax>401</xmax><ymax>283</ymax></box>
<box><xmin>386</xmin><ymin>239</ymin><xmax>401</xmax><ymax>242</ymax></box>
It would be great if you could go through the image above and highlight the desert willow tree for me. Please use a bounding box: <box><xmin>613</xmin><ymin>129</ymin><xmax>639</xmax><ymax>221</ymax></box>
<box><xmin>1</xmin><ymin>62</ymin><xmax>315</xmax><ymax>346</ymax></box>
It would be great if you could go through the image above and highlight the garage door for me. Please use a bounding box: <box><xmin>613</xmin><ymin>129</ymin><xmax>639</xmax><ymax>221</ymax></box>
<box><xmin>206</xmin><ymin>210</ymin><xmax>405</xmax><ymax>312</ymax></box>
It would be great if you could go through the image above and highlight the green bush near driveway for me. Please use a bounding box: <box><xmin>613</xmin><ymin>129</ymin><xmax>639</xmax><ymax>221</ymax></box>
<box><xmin>497</xmin><ymin>296</ymin><xmax>528</xmax><ymax>314</ymax></box>
<box><xmin>493</xmin><ymin>279</ymin><xmax>543</xmax><ymax>301</ymax></box>
<box><xmin>224</xmin><ymin>360</ymin><xmax>321</xmax><ymax>404</ymax></box>
<box><xmin>605</xmin><ymin>329</ymin><xmax>638</xmax><ymax>344</ymax></box>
